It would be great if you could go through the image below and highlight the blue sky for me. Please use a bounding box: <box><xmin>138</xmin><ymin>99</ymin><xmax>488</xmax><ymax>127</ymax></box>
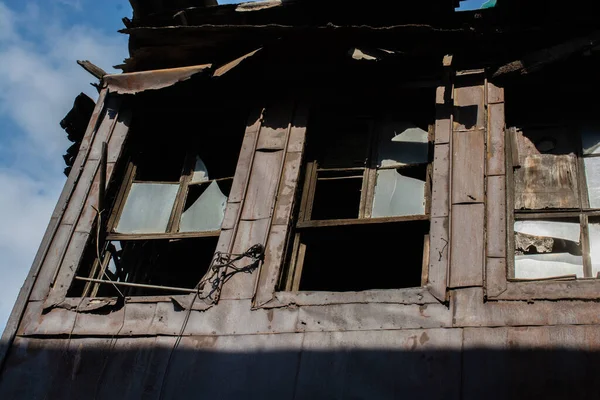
<box><xmin>0</xmin><ymin>0</ymin><xmax>490</xmax><ymax>331</ymax></box>
<box><xmin>0</xmin><ymin>0</ymin><xmax>258</xmax><ymax>332</ymax></box>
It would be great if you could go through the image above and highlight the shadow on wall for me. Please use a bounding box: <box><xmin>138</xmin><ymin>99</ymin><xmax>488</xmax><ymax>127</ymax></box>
<box><xmin>0</xmin><ymin>337</ymin><xmax>599</xmax><ymax>400</ymax></box>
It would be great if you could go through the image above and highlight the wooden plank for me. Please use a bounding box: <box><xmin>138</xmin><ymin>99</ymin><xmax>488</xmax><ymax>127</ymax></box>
<box><xmin>273</xmin><ymin>152</ymin><xmax>302</xmax><ymax>225</ymax></box>
<box><xmin>287</xmin><ymin>103</ymin><xmax>309</xmax><ymax>152</ymax></box>
<box><xmin>254</xmin><ymin>224</ymin><xmax>288</xmax><ymax>307</ymax></box>
<box><xmin>431</xmin><ymin>143</ymin><xmax>450</xmax><ymax>217</ymax></box>
<box><xmin>87</xmin><ymin>96</ymin><xmax>120</xmax><ymax>161</ymax></box>
<box><xmin>487</xmin><ymin>81</ymin><xmax>504</xmax><ymax>104</ymax></box>
<box><xmin>450</xmin><ymin>204</ymin><xmax>484</xmax><ymax>288</ymax></box>
<box><xmin>266</xmin><ymin>287</ymin><xmax>440</xmax><ymax>307</ymax></box>
<box><xmin>428</xmin><ymin>216</ymin><xmax>449</xmax><ymax>301</ymax></box>
<box><xmin>241</xmin><ymin>150</ymin><xmax>285</xmax><ymax>220</ymax></box>
<box><xmin>514</xmin><ymin>154</ymin><xmax>579</xmax><ymax>209</ymax></box>
<box><xmin>435</xmin><ymin>105</ymin><xmax>452</xmax><ymax>145</ymax></box>
<box><xmin>229</xmin><ymin>110</ymin><xmax>261</xmax><ymax>203</ymax></box>
<box><xmin>256</xmin><ymin>102</ymin><xmax>293</xmax><ymax>151</ymax></box>
<box><xmin>453</xmin><ymin>84</ymin><xmax>485</xmax><ymax>131</ymax></box>
<box><xmin>453</xmin><ymin>287</ymin><xmax>600</xmax><ymax>327</ymax></box>
<box><xmin>61</xmin><ymin>160</ymin><xmax>100</xmax><ymax>226</ymax></box>
<box><xmin>297</xmin><ymin>303</ymin><xmax>452</xmax><ymax>331</ymax></box>
<box><xmin>485</xmin><ymin>257</ymin><xmax>507</xmax><ymax>298</ymax></box>
<box><xmin>496</xmin><ymin>279</ymin><xmax>600</xmax><ymax>300</ymax></box>
<box><xmin>0</xmin><ymin>89</ymin><xmax>109</xmax><ymax>371</ymax></box>
<box><xmin>219</xmin><ymin>218</ymin><xmax>270</xmax><ymax>300</ymax></box>
<box><xmin>44</xmin><ymin>231</ymin><xmax>90</xmax><ymax>308</ymax></box>
<box><xmin>222</xmin><ymin>202</ymin><xmax>240</xmax><ymax>230</ymax></box>
<box><xmin>421</xmin><ymin>234</ymin><xmax>430</xmax><ymax>286</ymax></box>
<box><xmin>297</xmin><ymin>214</ymin><xmax>429</xmax><ymax>229</ymax></box>
<box><xmin>486</xmin><ymin>175</ymin><xmax>506</xmax><ymax>258</ymax></box>
<box><xmin>487</xmin><ymin>103</ymin><xmax>506</xmax><ymax>176</ymax></box>
<box><xmin>30</xmin><ymin>224</ymin><xmax>73</xmax><ymax>301</ymax></box>
<box><xmin>452</xmin><ymin>129</ymin><xmax>485</xmax><ymax>204</ymax></box>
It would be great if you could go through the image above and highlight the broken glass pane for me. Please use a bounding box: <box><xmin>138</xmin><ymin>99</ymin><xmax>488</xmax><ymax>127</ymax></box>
<box><xmin>588</xmin><ymin>223</ymin><xmax>600</xmax><ymax>277</ymax></box>
<box><xmin>372</xmin><ymin>168</ymin><xmax>425</xmax><ymax>217</ymax></box>
<box><xmin>584</xmin><ymin>157</ymin><xmax>600</xmax><ymax>208</ymax></box>
<box><xmin>581</xmin><ymin>125</ymin><xmax>600</xmax><ymax>155</ymax></box>
<box><xmin>179</xmin><ymin>180</ymin><xmax>227</xmax><ymax>232</ymax></box>
<box><xmin>378</xmin><ymin>122</ymin><xmax>429</xmax><ymax>167</ymax></box>
<box><xmin>190</xmin><ymin>156</ymin><xmax>209</xmax><ymax>183</ymax></box>
<box><xmin>515</xmin><ymin>254</ymin><xmax>584</xmax><ymax>279</ymax></box>
<box><xmin>514</xmin><ymin>220</ymin><xmax>583</xmax><ymax>279</ymax></box>
<box><xmin>514</xmin><ymin>220</ymin><xmax>580</xmax><ymax>242</ymax></box>
<box><xmin>115</xmin><ymin>183</ymin><xmax>179</xmax><ymax>234</ymax></box>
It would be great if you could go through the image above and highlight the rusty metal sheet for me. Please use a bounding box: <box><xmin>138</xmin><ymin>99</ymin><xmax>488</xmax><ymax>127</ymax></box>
<box><xmin>296</xmin><ymin>303</ymin><xmax>452</xmax><ymax>332</ymax></box>
<box><xmin>297</xmin><ymin>329</ymin><xmax>462</xmax><ymax>400</ymax></box>
<box><xmin>450</xmin><ymin>204</ymin><xmax>484</xmax><ymax>288</ymax></box>
<box><xmin>428</xmin><ymin>216</ymin><xmax>449</xmax><ymax>301</ymax></box>
<box><xmin>487</xmin><ymin>103</ymin><xmax>506</xmax><ymax>176</ymax></box>
<box><xmin>487</xmin><ymin>176</ymin><xmax>506</xmax><ymax>258</ymax></box>
<box><xmin>103</xmin><ymin>64</ymin><xmax>212</xmax><ymax>95</ymax></box>
<box><xmin>431</xmin><ymin>143</ymin><xmax>450</xmax><ymax>218</ymax></box>
<box><xmin>453</xmin><ymin>287</ymin><xmax>600</xmax><ymax>327</ymax></box>
<box><xmin>241</xmin><ymin>150</ymin><xmax>285</xmax><ymax>221</ymax></box>
<box><xmin>452</xmin><ymin>129</ymin><xmax>485</xmax><ymax>203</ymax></box>
<box><xmin>213</xmin><ymin>48</ymin><xmax>262</xmax><ymax>77</ymax></box>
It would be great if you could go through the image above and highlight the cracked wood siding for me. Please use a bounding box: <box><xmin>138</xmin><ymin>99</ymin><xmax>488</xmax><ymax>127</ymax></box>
<box><xmin>219</xmin><ymin>103</ymin><xmax>297</xmax><ymax>300</ymax></box>
<box><xmin>43</xmin><ymin>98</ymin><xmax>132</xmax><ymax>309</ymax></box>
<box><xmin>254</xmin><ymin>103</ymin><xmax>308</xmax><ymax>307</ymax></box>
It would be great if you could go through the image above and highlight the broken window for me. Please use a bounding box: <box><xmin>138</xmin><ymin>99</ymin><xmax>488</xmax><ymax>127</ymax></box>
<box><xmin>69</xmin><ymin>104</ymin><xmax>246</xmax><ymax>297</ymax></box>
<box><xmin>280</xmin><ymin>101</ymin><xmax>433</xmax><ymax>292</ymax></box>
<box><xmin>509</xmin><ymin>118</ymin><xmax>600</xmax><ymax>280</ymax></box>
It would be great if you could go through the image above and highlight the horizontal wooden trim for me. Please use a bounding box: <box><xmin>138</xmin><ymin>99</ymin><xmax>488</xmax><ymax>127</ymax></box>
<box><xmin>74</xmin><ymin>276</ymin><xmax>196</xmax><ymax>294</ymax></box>
<box><xmin>508</xmin><ymin>275</ymin><xmax>577</xmax><ymax>282</ymax></box>
<box><xmin>131</xmin><ymin>180</ymin><xmax>180</xmax><ymax>185</ymax></box>
<box><xmin>315</xmin><ymin>166</ymin><xmax>365</xmax><ymax>172</ymax></box>
<box><xmin>107</xmin><ymin>230</ymin><xmax>220</xmax><ymax>241</ymax></box>
<box><xmin>317</xmin><ymin>176</ymin><xmax>363</xmax><ymax>181</ymax></box>
<box><xmin>514</xmin><ymin>210</ymin><xmax>600</xmax><ymax>220</ymax></box>
<box><xmin>188</xmin><ymin>176</ymin><xmax>234</xmax><ymax>186</ymax></box>
<box><xmin>297</xmin><ymin>214</ymin><xmax>429</xmax><ymax>229</ymax></box>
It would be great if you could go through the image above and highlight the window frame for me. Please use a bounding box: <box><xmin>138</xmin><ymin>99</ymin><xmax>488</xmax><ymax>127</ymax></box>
<box><xmin>280</xmin><ymin>115</ymin><xmax>434</xmax><ymax>292</ymax></box>
<box><xmin>507</xmin><ymin>125</ymin><xmax>600</xmax><ymax>281</ymax></box>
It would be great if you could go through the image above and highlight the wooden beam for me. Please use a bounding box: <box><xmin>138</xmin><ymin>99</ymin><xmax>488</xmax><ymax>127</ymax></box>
<box><xmin>77</xmin><ymin>60</ymin><xmax>107</xmax><ymax>80</ymax></box>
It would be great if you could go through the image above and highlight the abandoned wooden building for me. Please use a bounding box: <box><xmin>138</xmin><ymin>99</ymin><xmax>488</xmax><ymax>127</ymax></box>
<box><xmin>2</xmin><ymin>0</ymin><xmax>600</xmax><ymax>398</ymax></box>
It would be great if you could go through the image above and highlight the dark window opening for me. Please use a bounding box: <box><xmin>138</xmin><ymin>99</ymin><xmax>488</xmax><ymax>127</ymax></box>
<box><xmin>297</xmin><ymin>221</ymin><xmax>428</xmax><ymax>291</ymax></box>
<box><xmin>280</xmin><ymin>92</ymin><xmax>434</xmax><ymax>292</ymax></box>
<box><xmin>68</xmin><ymin>237</ymin><xmax>217</xmax><ymax>297</ymax></box>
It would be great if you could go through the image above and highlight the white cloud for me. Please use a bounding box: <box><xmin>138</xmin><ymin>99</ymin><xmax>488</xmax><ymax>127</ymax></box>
<box><xmin>0</xmin><ymin>1</ymin><xmax>127</xmax><ymax>330</ymax></box>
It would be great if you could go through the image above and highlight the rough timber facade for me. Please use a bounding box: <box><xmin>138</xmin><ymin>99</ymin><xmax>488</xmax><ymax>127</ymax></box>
<box><xmin>2</xmin><ymin>0</ymin><xmax>600</xmax><ymax>398</ymax></box>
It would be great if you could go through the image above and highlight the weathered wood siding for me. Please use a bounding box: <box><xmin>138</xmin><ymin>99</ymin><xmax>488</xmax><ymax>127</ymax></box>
<box><xmin>4</xmin><ymin>75</ymin><xmax>600</xmax><ymax>400</ymax></box>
